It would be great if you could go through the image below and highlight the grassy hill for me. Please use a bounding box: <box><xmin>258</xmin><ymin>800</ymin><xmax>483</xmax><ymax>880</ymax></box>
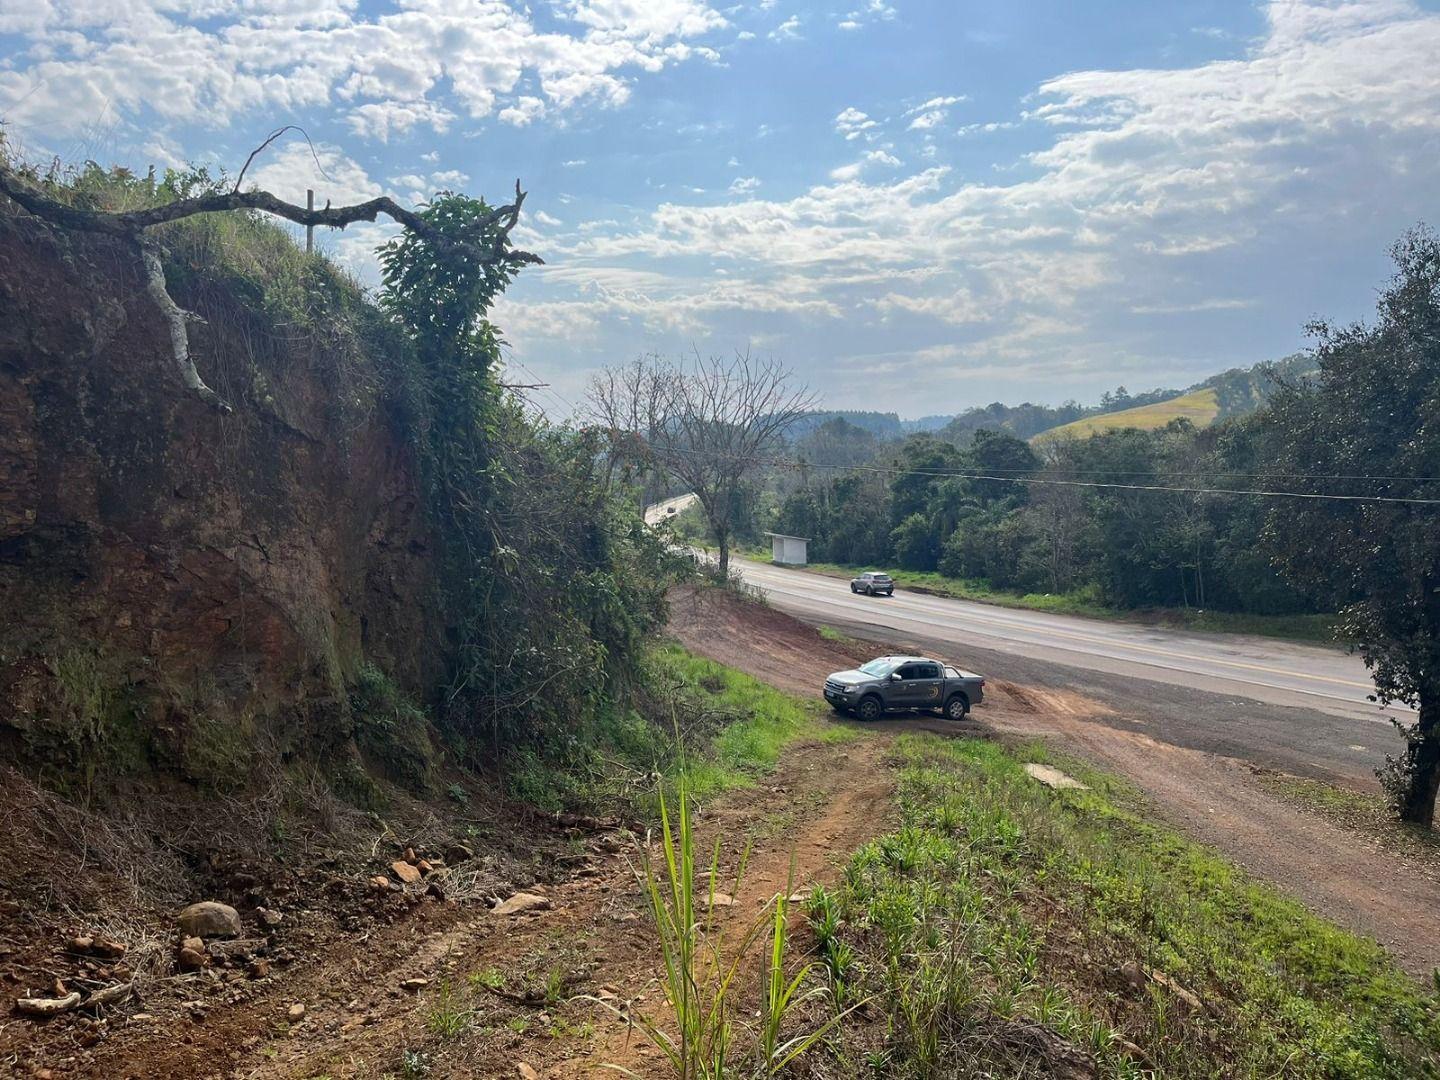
<box><xmin>1037</xmin><ymin>386</ymin><xmax>1220</xmax><ymax>441</ymax></box>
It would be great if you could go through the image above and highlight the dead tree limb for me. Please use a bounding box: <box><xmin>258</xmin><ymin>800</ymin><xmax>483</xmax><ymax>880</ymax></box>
<box><xmin>0</xmin><ymin>161</ymin><xmax>542</xmax><ymax>410</ymax></box>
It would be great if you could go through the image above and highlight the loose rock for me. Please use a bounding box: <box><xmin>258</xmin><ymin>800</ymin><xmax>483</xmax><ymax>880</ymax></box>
<box><xmin>517</xmin><ymin>1064</ymin><xmax>540</xmax><ymax>1080</ymax></box>
<box><xmin>286</xmin><ymin>1003</ymin><xmax>306</xmax><ymax>1021</ymax></box>
<box><xmin>445</xmin><ymin>843</ymin><xmax>474</xmax><ymax>864</ymax></box>
<box><xmin>177</xmin><ymin>901</ymin><xmax>242</xmax><ymax>939</ymax></box>
<box><xmin>492</xmin><ymin>892</ymin><xmax>551</xmax><ymax>916</ymax></box>
<box><xmin>402</xmin><ymin>978</ymin><xmax>430</xmax><ymax>992</ymax></box>
<box><xmin>177</xmin><ymin>947</ymin><xmax>208</xmax><ymax>972</ymax></box>
<box><xmin>391</xmin><ymin>861</ymin><xmax>422</xmax><ymax>885</ymax></box>
<box><xmin>1022</xmin><ymin>763</ymin><xmax>1088</xmax><ymax>791</ymax></box>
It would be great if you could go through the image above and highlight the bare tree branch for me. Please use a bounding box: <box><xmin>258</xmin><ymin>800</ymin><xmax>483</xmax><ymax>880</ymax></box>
<box><xmin>0</xmin><ymin>156</ymin><xmax>541</xmax><ymax>412</ymax></box>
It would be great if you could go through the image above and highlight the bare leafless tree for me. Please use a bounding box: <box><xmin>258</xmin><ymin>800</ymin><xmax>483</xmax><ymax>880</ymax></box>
<box><xmin>588</xmin><ymin>351</ymin><xmax>817</xmax><ymax>577</ymax></box>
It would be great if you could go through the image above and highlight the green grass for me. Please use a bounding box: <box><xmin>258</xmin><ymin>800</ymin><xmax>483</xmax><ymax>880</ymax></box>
<box><xmin>777</xmin><ymin>559</ymin><xmax>1336</xmax><ymax>643</ymax></box>
<box><xmin>501</xmin><ymin>643</ymin><xmax>850</xmax><ymax>818</ymax></box>
<box><xmin>648</xmin><ymin>643</ymin><xmax>851</xmax><ymax>805</ymax></box>
<box><xmin>821</xmin><ymin>734</ymin><xmax>1440</xmax><ymax>1078</ymax></box>
<box><xmin>1038</xmin><ymin>387</ymin><xmax>1221</xmax><ymax>441</ymax></box>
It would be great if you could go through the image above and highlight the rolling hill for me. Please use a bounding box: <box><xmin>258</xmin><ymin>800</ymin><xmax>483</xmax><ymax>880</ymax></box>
<box><xmin>1036</xmin><ymin>386</ymin><xmax>1221</xmax><ymax>440</ymax></box>
<box><xmin>1033</xmin><ymin>354</ymin><xmax>1314</xmax><ymax>442</ymax></box>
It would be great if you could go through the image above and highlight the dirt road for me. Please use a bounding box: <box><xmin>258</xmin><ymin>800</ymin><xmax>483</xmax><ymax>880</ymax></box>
<box><xmin>668</xmin><ymin>587</ymin><xmax>1440</xmax><ymax>978</ymax></box>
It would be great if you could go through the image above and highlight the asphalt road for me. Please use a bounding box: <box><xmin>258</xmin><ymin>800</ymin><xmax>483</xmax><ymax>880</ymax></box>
<box><xmin>732</xmin><ymin>557</ymin><xmax>1410</xmax><ymax>786</ymax></box>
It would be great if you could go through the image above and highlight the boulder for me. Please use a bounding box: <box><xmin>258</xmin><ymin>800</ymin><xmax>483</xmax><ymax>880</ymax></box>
<box><xmin>177</xmin><ymin>902</ymin><xmax>242</xmax><ymax>939</ymax></box>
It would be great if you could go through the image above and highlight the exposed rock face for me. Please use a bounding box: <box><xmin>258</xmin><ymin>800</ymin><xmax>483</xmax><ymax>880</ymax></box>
<box><xmin>0</xmin><ymin>214</ymin><xmax>439</xmax><ymax>769</ymax></box>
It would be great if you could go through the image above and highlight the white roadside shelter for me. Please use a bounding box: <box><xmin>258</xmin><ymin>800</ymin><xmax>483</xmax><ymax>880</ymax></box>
<box><xmin>764</xmin><ymin>532</ymin><xmax>810</xmax><ymax>566</ymax></box>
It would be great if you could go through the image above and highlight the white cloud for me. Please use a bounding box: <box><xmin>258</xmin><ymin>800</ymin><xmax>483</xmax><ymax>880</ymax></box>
<box><xmin>834</xmin><ymin>106</ymin><xmax>877</xmax><ymax>140</ymax></box>
<box><xmin>498</xmin><ymin>95</ymin><xmax>547</xmax><ymax>127</ymax></box>
<box><xmin>563</xmin><ymin>159</ymin><xmax>588</xmax><ymax>167</ymax></box>
<box><xmin>0</xmin><ymin>0</ymin><xmax>730</xmax><ymax>147</ymax></box>
<box><xmin>728</xmin><ymin>175</ymin><xmax>761</xmax><ymax>195</ymax></box>
<box><xmin>769</xmin><ymin>15</ymin><xmax>801</xmax><ymax>40</ymax></box>
<box><xmin>524</xmin><ymin>1</ymin><xmax>1440</xmax><ymax>404</ymax></box>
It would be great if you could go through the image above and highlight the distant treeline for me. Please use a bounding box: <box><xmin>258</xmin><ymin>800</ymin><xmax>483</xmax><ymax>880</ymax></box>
<box><xmin>783</xmin><ymin>353</ymin><xmax>1314</xmax><ymax>450</ymax></box>
<box><xmin>742</xmin><ymin>354</ymin><xmax>1328</xmax><ymax>616</ymax></box>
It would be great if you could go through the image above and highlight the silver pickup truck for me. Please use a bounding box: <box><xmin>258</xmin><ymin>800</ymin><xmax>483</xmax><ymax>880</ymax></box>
<box><xmin>823</xmin><ymin>655</ymin><xmax>985</xmax><ymax>721</ymax></box>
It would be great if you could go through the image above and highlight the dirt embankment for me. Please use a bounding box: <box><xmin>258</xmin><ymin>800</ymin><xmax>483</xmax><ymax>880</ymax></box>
<box><xmin>668</xmin><ymin>587</ymin><xmax>1440</xmax><ymax>979</ymax></box>
<box><xmin>0</xmin><ymin>213</ymin><xmax>439</xmax><ymax>766</ymax></box>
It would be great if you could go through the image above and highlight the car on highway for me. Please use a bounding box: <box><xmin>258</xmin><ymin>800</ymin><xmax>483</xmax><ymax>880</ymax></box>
<box><xmin>823</xmin><ymin>655</ymin><xmax>984</xmax><ymax>721</ymax></box>
<box><xmin>850</xmin><ymin>570</ymin><xmax>894</xmax><ymax>596</ymax></box>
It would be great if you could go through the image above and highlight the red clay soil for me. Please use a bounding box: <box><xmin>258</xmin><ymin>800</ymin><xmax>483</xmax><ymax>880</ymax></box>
<box><xmin>667</xmin><ymin>585</ymin><xmax>1440</xmax><ymax>979</ymax></box>
<box><xmin>4</xmin><ymin>729</ymin><xmax>892</xmax><ymax>1079</ymax></box>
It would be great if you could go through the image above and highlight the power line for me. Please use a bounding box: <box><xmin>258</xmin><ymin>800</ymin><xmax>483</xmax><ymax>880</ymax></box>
<box><xmin>650</xmin><ymin>445</ymin><xmax>1440</xmax><ymax>506</ymax></box>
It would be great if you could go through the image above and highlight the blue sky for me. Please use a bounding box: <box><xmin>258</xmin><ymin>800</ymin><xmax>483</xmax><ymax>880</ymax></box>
<box><xmin>3</xmin><ymin>0</ymin><xmax>1438</xmax><ymax>416</ymax></box>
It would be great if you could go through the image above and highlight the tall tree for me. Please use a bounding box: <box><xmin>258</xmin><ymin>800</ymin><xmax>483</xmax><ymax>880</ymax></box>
<box><xmin>1263</xmin><ymin>226</ymin><xmax>1440</xmax><ymax>825</ymax></box>
<box><xmin>587</xmin><ymin>352</ymin><xmax>815</xmax><ymax>577</ymax></box>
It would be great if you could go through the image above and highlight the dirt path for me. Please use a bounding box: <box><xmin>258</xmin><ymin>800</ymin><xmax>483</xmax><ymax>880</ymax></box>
<box><xmin>668</xmin><ymin>587</ymin><xmax>1440</xmax><ymax>978</ymax></box>
<box><xmin>109</xmin><ymin>734</ymin><xmax>891</xmax><ymax>1080</ymax></box>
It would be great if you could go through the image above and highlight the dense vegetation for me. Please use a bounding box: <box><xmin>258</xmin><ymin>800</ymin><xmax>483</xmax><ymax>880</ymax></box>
<box><xmin>3</xmin><ymin>157</ymin><xmax>685</xmax><ymax>801</ymax></box>
<box><xmin>770</xmin><ymin>419</ymin><xmax>1319</xmax><ymax>618</ymax></box>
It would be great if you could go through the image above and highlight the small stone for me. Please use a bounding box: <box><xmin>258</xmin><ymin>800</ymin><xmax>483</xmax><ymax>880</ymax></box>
<box><xmin>492</xmin><ymin>892</ymin><xmax>551</xmax><ymax>916</ymax></box>
<box><xmin>707</xmin><ymin>893</ymin><xmax>734</xmax><ymax>909</ymax></box>
<box><xmin>517</xmin><ymin>1064</ymin><xmax>539</xmax><ymax>1080</ymax></box>
<box><xmin>256</xmin><ymin>908</ymin><xmax>283</xmax><ymax>928</ymax></box>
<box><xmin>177</xmin><ymin>902</ymin><xmax>242</xmax><ymax>940</ymax></box>
<box><xmin>286</xmin><ymin>1003</ymin><xmax>306</xmax><ymax>1022</ymax></box>
<box><xmin>444</xmin><ymin>843</ymin><xmax>474</xmax><ymax>864</ymax></box>
<box><xmin>1117</xmin><ymin>960</ymin><xmax>1146</xmax><ymax>992</ymax></box>
<box><xmin>403</xmin><ymin>847</ymin><xmax>417</xmax><ymax>865</ymax></box>
<box><xmin>247</xmin><ymin>958</ymin><xmax>270</xmax><ymax>979</ymax></box>
<box><xmin>401</xmin><ymin>978</ymin><xmax>429</xmax><ymax>992</ymax></box>
<box><xmin>181</xmin><ymin>937</ymin><xmax>205</xmax><ymax>953</ymax></box>
<box><xmin>1022</xmin><ymin>763</ymin><xmax>1088</xmax><ymax>791</ymax></box>
<box><xmin>177</xmin><ymin>947</ymin><xmax>208</xmax><ymax>971</ymax></box>
<box><xmin>368</xmin><ymin>875</ymin><xmax>392</xmax><ymax>892</ymax></box>
<box><xmin>391</xmin><ymin>861</ymin><xmax>422</xmax><ymax>885</ymax></box>
<box><xmin>416</xmin><ymin>859</ymin><xmax>433</xmax><ymax>876</ymax></box>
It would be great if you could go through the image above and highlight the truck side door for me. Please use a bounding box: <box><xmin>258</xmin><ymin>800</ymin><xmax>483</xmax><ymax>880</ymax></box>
<box><xmin>891</xmin><ymin>662</ymin><xmax>943</xmax><ymax>708</ymax></box>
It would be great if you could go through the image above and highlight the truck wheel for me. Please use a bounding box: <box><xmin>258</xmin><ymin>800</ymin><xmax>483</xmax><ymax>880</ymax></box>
<box><xmin>856</xmin><ymin>695</ymin><xmax>883</xmax><ymax>722</ymax></box>
<box><xmin>944</xmin><ymin>694</ymin><xmax>969</xmax><ymax>721</ymax></box>
<box><xmin>850</xmin><ymin>583</ymin><xmax>858</xmax><ymax>593</ymax></box>
<box><xmin>865</xmin><ymin>584</ymin><xmax>875</xmax><ymax>596</ymax></box>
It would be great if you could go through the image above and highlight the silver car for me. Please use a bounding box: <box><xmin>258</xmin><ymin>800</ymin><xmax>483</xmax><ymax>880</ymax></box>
<box><xmin>850</xmin><ymin>571</ymin><xmax>894</xmax><ymax>596</ymax></box>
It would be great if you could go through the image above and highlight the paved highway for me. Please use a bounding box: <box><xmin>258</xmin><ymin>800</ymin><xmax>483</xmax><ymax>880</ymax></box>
<box><xmin>733</xmin><ymin>558</ymin><xmax>1404</xmax><ymax>726</ymax></box>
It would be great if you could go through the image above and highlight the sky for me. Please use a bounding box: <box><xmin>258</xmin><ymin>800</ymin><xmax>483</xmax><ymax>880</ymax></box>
<box><xmin>2</xmin><ymin>0</ymin><xmax>1439</xmax><ymax>417</ymax></box>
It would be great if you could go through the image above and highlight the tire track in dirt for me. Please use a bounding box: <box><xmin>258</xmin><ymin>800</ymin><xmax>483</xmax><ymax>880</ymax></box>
<box><xmin>670</xmin><ymin>586</ymin><xmax>1440</xmax><ymax>979</ymax></box>
<box><xmin>221</xmin><ymin>735</ymin><xmax>893</xmax><ymax>1079</ymax></box>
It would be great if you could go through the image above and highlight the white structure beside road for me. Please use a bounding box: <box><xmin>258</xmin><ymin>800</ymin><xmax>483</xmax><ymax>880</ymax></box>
<box><xmin>764</xmin><ymin>532</ymin><xmax>809</xmax><ymax>566</ymax></box>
